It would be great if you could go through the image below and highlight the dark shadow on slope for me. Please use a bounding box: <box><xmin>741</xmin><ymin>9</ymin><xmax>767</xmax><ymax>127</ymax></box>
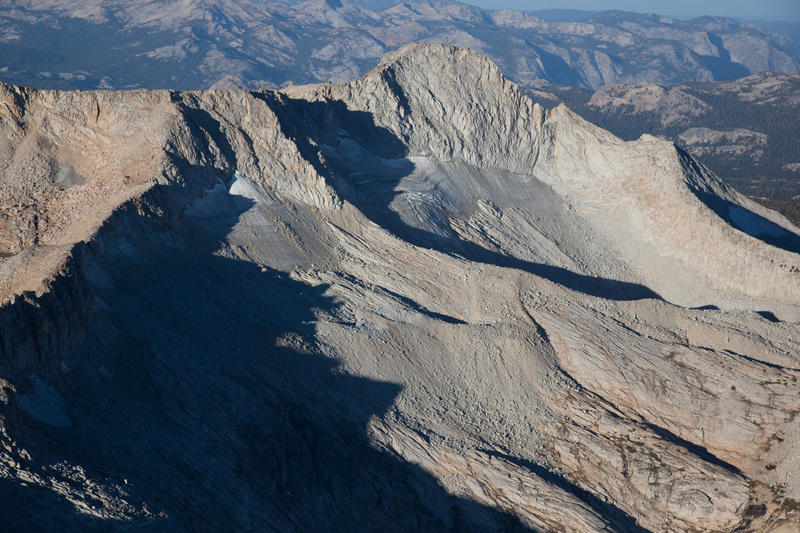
<box><xmin>378</xmin><ymin>285</ymin><xmax>468</xmax><ymax>325</ymax></box>
<box><xmin>679</xmin><ymin>147</ymin><xmax>800</xmax><ymax>254</ymax></box>
<box><xmin>479</xmin><ymin>449</ymin><xmax>652</xmax><ymax>533</ymax></box>
<box><xmin>172</xmin><ymin>93</ymin><xmax>238</xmax><ymax>172</ymax></box>
<box><xmin>253</xmin><ymin>91</ymin><xmax>661</xmax><ymax>302</ymax></box>
<box><xmin>723</xmin><ymin>349</ymin><xmax>799</xmax><ymax>372</ymax></box>
<box><xmin>694</xmin><ymin>189</ymin><xmax>800</xmax><ymax>254</ymax></box>
<box><xmin>0</xmin><ymin>478</ymin><xmax>119</xmax><ymax>533</ymax></box>
<box><xmin>643</xmin><ymin>423</ymin><xmax>742</xmax><ymax>475</ymax></box>
<box><xmin>756</xmin><ymin>310</ymin><xmax>781</xmax><ymax>323</ymax></box>
<box><xmin>530</xmin><ymin>46</ymin><xmax>584</xmax><ymax>87</ymax></box>
<box><xmin>691</xmin><ymin>304</ymin><xmax>720</xmax><ymax>310</ymax></box>
<box><xmin>2</xmin><ymin>180</ymin><xmax>532</xmax><ymax>532</ymax></box>
<box><xmin>697</xmin><ymin>34</ymin><xmax>751</xmax><ymax>82</ymax></box>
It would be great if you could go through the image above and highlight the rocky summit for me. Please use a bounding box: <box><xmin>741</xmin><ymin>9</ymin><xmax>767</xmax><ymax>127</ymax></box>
<box><xmin>1</xmin><ymin>44</ymin><xmax>799</xmax><ymax>532</ymax></box>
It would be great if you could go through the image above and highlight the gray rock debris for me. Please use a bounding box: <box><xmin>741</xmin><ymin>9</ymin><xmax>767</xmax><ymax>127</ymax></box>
<box><xmin>0</xmin><ymin>43</ymin><xmax>798</xmax><ymax>532</ymax></box>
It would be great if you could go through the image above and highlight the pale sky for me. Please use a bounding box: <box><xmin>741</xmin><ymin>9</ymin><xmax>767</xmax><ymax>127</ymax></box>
<box><xmin>460</xmin><ymin>0</ymin><xmax>800</xmax><ymax>22</ymax></box>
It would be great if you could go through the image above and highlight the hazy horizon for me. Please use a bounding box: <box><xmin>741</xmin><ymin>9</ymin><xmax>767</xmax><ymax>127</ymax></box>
<box><xmin>456</xmin><ymin>0</ymin><xmax>800</xmax><ymax>22</ymax></box>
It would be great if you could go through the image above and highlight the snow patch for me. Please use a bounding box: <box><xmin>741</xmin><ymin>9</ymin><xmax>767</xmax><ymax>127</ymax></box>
<box><xmin>184</xmin><ymin>172</ymin><xmax>272</xmax><ymax>218</ymax></box>
<box><xmin>228</xmin><ymin>171</ymin><xmax>272</xmax><ymax>204</ymax></box>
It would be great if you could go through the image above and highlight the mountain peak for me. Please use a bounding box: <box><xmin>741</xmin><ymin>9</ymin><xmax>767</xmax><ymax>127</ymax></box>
<box><xmin>2</xmin><ymin>40</ymin><xmax>800</xmax><ymax>533</ymax></box>
<box><xmin>374</xmin><ymin>43</ymin><xmax>498</xmax><ymax>75</ymax></box>
<box><xmin>299</xmin><ymin>43</ymin><xmax>546</xmax><ymax>173</ymax></box>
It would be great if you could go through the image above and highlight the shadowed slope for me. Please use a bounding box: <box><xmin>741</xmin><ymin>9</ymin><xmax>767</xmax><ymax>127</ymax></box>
<box><xmin>0</xmin><ymin>184</ymin><xmax>534</xmax><ymax>532</ymax></box>
<box><xmin>257</xmin><ymin>91</ymin><xmax>661</xmax><ymax>302</ymax></box>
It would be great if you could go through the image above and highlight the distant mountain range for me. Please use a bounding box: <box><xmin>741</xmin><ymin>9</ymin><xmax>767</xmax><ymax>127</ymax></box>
<box><xmin>1</xmin><ymin>0</ymin><xmax>799</xmax><ymax>91</ymax></box>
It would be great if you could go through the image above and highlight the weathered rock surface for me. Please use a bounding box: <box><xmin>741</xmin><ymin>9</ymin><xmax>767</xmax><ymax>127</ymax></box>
<box><xmin>586</xmin><ymin>83</ymin><xmax>712</xmax><ymax>128</ymax></box>
<box><xmin>521</xmin><ymin>72</ymin><xmax>800</xmax><ymax>215</ymax></box>
<box><xmin>0</xmin><ymin>44</ymin><xmax>799</xmax><ymax>531</ymax></box>
<box><xmin>677</xmin><ymin>127</ymin><xmax>768</xmax><ymax>160</ymax></box>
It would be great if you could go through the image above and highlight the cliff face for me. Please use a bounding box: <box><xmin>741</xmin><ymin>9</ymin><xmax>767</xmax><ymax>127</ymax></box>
<box><xmin>0</xmin><ymin>44</ymin><xmax>799</xmax><ymax>532</ymax></box>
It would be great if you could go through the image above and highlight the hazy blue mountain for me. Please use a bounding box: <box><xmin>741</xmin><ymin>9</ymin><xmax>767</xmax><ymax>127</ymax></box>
<box><xmin>526</xmin><ymin>9</ymin><xmax>597</xmax><ymax>21</ymax></box>
<box><xmin>742</xmin><ymin>20</ymin><xmax>800</xmax><ymax>43</ymax></box>
<box><xmin>1</xmin><ymin>0</ymin><xmax>798</xmax><ymax>91</ymax></box>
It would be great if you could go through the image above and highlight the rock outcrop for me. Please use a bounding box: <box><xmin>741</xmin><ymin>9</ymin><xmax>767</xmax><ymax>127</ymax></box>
<box><xmin>1</xmin><ymin>44</ymin><xmax>799</xmax><ymax>532</ymax></box>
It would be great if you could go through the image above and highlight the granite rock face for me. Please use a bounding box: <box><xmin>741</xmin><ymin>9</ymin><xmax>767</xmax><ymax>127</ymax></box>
<box><xmin>1</xmin><ymin>44</ymin><xmax>799</xmax><ymax>532</ymax></box>
<box><xmin>520</xmin><ymin>73</ymin><xmax>800</xmax><ymax>205</ymax></box>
